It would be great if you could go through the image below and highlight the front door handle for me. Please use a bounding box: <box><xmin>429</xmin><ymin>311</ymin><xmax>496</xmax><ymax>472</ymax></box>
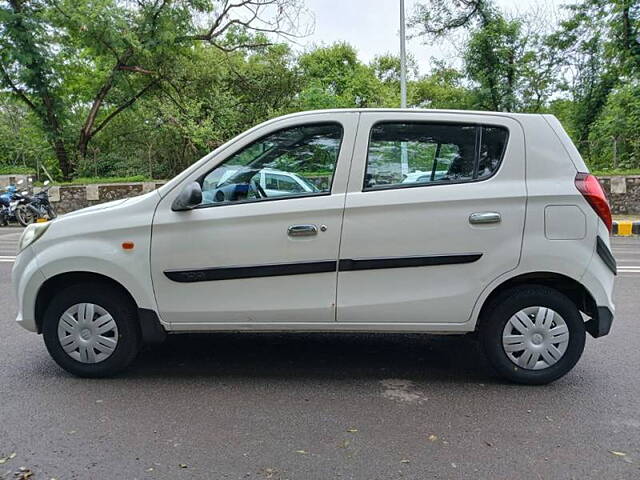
<box><xmin>469</xmin><ymin>212</ymin><xmax>501</xmax><ymax>225</ymax></box>
<box><xmin>288</xmin><ymin>224</ymin><xmax>318</xmax><ymax>237</ymax></box>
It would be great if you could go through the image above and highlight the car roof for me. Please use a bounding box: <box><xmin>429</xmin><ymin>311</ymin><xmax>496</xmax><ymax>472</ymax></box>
<box><xmin>274</xmin><ymin>108</ymin><xmax>544</xmax><ymax>120</ymax></box>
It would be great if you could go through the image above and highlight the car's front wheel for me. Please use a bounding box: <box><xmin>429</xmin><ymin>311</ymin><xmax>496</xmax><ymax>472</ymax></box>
<box><xmin>42</xmin><ymin>283</ymin><xmax>140</xmax><ymax>377</ymax></box>
<box><xmin>480</xmin><ymin>285</ymin><xmax>586</xmax><ymax>385</ymax></box>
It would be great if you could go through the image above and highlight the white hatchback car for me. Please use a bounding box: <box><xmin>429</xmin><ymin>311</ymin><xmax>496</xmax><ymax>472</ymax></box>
<box><xmin>12</xmin><ymin>109</ymin><xmax>616</xmax><ymax>384</ymax></box>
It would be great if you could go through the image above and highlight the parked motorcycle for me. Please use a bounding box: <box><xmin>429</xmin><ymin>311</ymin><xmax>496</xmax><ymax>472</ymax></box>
<box><xmin>15</xmin><ymin>181</ymin><xmax>57</xmax><ymax>227</ymax></box>
<box><xmin>0</xmin><ymin>184</ymin><xmax>21</xmax><ymax>226</ymax></box>
<box><xmin>0</xmin><ymin>191</ymin><xmax>12</xmax><ymax>226</ymax></box>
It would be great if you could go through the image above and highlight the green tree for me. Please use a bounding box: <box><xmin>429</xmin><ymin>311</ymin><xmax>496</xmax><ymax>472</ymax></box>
<box><xmin>411</xmin><ymin>0</ymin><xmax>492</xmax><ymax>38</ymax></box>
<box><xmin>463</xmin><ymin>12</ymin><xmax>561</xmax><ymax>112</ymax></box>
<box><xmin>410</xmin><ymin>62</ymin><xmax>472</xmax><ymax>109</ymax></box>
<box><xmin>297</xmin><ymin>43</ymin><xmax>386</xmax><ymax>109</ymax></box>
<box><xmin>0</xmin><ymin>96</ymin><xmax>51</xmax><ymax>170</ymax></box>
<box><xmin>547</xmin><ymin>0</ymin><xmax>640</xmax><ymax>156</ymax></box>
<box><xmin>0</xmin><ymin>0</ymin><xmax>308</xmax><ymax>178</ymax></box>
<box><xmin>75</xmin><ymin>41</ymin><xmax>302</xmax><ymax>179</ymax></box>
<box><xmin>464</xmin><ymin>14</ymin><xmax>521</xmax><ymax>111</ymax></box>
<box><xmin>588</xmin><ymin>84</ymin><xmax>640</xmax><ymax>170</ymax></box>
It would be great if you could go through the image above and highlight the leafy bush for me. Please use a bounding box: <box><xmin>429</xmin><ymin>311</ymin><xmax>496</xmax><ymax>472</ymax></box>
<box><xmin>52</xmin><ymin>176</ymin><xmax>154</xmax><ymax>185</ymax></box>
<box><xmin>0</xmin><ymin>165</ymin><xmax>36</xmax><ymax>175</ymax></box>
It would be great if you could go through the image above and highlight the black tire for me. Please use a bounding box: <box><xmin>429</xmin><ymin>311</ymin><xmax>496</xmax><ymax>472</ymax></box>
<box><xmin>15</xmin><ymin>205</ymin><xmax>35</xmax><ymax>227</ymax></box>
<box><xmin>42</xmin><ymin>283</ymin><xmax>140</xmax><ymax>377</ymax></box>
<box><xmin>46</xmin><ymin>205</ymin><xmax>56</xmax><ymax>219</ymax></box>
<box><xmin>479</xmin><ymin>285</ymin><xmax>586</xmax><ymax>385</ymax></box>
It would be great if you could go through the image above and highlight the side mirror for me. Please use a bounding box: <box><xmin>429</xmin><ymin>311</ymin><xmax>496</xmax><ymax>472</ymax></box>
<box><xmin>171</xmin><ymin>181</ymin><xmax>203</xmax><ymax>211</ymax></box>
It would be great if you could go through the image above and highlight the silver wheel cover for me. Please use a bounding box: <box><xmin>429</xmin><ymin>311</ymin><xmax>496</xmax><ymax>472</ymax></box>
<box><xmin>502</xmin><ymin>306</ymin><xmax>570</xmax><ymax>370</ymax></box>
<box><xmin>57</xmin><ymin>303</ymin><xmax>119</xmax><ymax>363</ymax></box>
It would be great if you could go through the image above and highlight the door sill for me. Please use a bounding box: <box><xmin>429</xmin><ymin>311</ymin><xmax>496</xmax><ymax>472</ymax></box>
<box><xmin>166</xmin><ymin>321</ymin><xmax>474</xmax><ymax>334</ymax></box>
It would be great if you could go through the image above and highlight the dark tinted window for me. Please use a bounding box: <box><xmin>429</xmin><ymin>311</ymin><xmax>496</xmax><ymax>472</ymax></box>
<box><xmin>364</xmin><ymin>123</ymin><xmax>508</xmax><ymax>190</ymax></box>
<box><xmin>478</xmin><ymin>126</ymin><xmax>509</xmax><ymax>180</ymax></box>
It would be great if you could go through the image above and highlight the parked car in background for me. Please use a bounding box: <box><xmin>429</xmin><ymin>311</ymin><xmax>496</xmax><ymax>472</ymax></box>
<box><xmin>202</xmin><ymin>167</ymin><xmax>319</xmax><ymax>203</ymax></box>
<box><xmin>402</xmin><ymin>170</ymin><xmax>448</xmax><ymax>184</ymax></box>
<box><xmin>12</xmin><ymin>109</ymin><xmax>616</xmax><ymax>384</ymax></box>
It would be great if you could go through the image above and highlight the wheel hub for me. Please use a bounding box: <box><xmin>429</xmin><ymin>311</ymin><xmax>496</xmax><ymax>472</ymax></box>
<box><xmin>531</xmin><ymin>333</ymin><xmax>544</xmax><ymax>345</ymax></box>
<box><xmin>57</xmin><ymin>303</ymin><xmax>119</xmax><ymax>364</ymax></box>
<box><xmin>502</xmin><ymin>306</ymin><xmax>570</xmax><ymax>370</ymax></box>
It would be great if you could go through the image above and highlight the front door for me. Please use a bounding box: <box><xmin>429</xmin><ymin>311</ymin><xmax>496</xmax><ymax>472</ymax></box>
<box><xmin>337</xmin><ymin>112</ymin><xmax>526</xmax><ymax>325</ymax></box>
<box><xmin>150</xmin><ymin>113</ymin><xmax>358</xmax><ymax>327</ymax></box>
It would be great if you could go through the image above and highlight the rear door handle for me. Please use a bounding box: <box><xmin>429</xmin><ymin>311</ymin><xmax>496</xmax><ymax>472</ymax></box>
<box><xmin>469</xmin><ymin>212</ymin><xmax>501</xmax><ymax>225</ymax></box>
<box><xmin>288</xmin><ymin>224</ymin><xmax>318</xmax><ymax>237</ymax></box>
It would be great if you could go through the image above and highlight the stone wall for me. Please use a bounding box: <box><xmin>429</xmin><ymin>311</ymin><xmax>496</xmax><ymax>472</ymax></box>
<box><xmin>40</xmin><ymin>182</ymin><xmax>166</xmax><ymax>214</ymax></box>
<box><xmin>28</xmin><ymin>176</ymin><xmax>640</xmax><ymax>216</ymax></box>
<box><xmin>598</xmin><ymin>176</ymin><xmax>640</xmax><ymax>215</ymax></box>
<box><xmin>0</xmin><ymin>174</ymin><xmax>32</xmax><ymax>189</ymax></box>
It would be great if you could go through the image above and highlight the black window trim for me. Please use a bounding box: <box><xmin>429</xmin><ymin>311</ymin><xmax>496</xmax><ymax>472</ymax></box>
<box><xmin>194</xmin><ymin>121</ymin><xmax>345</xmax><ymax>210</ymax></box>
<box><xmin>362</xmin><ymin>120</ymin><xmax>510</xmax><ymax>193</ymax></box>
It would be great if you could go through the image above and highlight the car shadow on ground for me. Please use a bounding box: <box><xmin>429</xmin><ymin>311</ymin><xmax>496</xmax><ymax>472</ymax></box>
<box><xmin>127</xmin><ymin>332</ymin><xmax>498</xmax><ymax>384</ymax></box>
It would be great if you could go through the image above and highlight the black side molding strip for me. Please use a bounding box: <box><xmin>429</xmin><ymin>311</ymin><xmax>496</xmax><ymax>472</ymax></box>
<box><xmin>165</xmin><ymin>260</ymin><xmax>338</xmax><ymax>283</ymax></box>
<box><xmin>164</xmin><ymin>254</ymin><xmax>483</xmax><ymax>283</ymax></box>
<box><xmin>339</xmin><ymin>254</ymin><xmax>483</xmax><ymax>272</ymax></box>
<box><xmin>596</xmin><ymin>236</ymin><xmax>617</xmax><ymax>276</ymax></box>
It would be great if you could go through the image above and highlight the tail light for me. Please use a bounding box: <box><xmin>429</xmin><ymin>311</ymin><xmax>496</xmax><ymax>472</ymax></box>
<box><xmin>575</xmin><ymin>173</ymin><xmax>612</xmax><ymax>232</ymax></box>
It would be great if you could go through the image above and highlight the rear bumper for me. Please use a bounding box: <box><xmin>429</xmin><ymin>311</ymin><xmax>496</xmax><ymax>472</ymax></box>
<box><xmin>596</xmin><ymin>237</ymin><xmax>617</xmax><ymax>275</ymax></box>
<box><xmin>580</xmin><ymin>224</ymin><xmax>616</xmax><ymax>332</ymax></box>
<box><xmin>585</xmin><ymin>306</ymin><xmax>614</xmax><ymax>338</ymax></box>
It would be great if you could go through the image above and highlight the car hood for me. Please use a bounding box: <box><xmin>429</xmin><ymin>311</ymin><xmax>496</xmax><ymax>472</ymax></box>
<box><xmin>58</xmin><ymin>198</ymin><xmax>130</xmax><ymax>220</ymax></box>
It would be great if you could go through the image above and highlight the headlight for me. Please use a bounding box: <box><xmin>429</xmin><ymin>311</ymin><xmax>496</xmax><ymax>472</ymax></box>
<box><xmin>18</xmin><ymin>222</ymin><xmax>50</xmax><ymax>252</ymax></box>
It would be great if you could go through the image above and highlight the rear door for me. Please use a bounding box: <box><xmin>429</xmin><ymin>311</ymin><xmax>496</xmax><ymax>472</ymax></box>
<box><xmin>337</xmin><ymin>111</ymin><xmax>526</xmax><ymax>325</ymax></box>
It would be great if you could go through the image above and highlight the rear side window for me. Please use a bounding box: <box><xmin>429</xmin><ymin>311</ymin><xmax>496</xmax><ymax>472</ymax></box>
<box><xmin>364</xmin><ymin>122</ymin><xmax>508</xmax><ymax>190</ymax></box>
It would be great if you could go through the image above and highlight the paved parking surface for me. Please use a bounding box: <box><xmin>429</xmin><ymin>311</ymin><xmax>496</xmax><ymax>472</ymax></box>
<box><xmin>1</xmin><ymin>229</ymin><xmax>639</xmax><ymax>479</ymax></box>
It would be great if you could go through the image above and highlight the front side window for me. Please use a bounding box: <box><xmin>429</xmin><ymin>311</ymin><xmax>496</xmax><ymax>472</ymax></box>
<box><xmin>364</xmin><ymin>122</ymin><xmax>508</xmax><ymax>190</ymax></box>
<box><xmin>200</xmin><ymin>123</ymin><xmax>342</xmax><ymax>206</ymax></box>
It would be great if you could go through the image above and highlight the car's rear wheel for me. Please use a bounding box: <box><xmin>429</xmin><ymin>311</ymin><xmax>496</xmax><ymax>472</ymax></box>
<box><xmin>479</xmin><ymin>285</ymin><xmax>586</xmax><ymax>385</ymax></box>
<box><xmin>42</xmin><ymin>283</ymin><xmax>140</xmax><ymax>377</ymax></box>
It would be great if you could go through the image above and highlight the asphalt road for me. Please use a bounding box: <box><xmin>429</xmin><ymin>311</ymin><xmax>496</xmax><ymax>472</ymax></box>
<box><xmin>0</xmin><ymin>227</ymin><xmax>639</xmax><ymax>480</ymax></box>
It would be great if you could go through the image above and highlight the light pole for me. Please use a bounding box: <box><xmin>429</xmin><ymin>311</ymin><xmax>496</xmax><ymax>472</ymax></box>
<box><xmin>400</xmin><ymin>0</ymin><xmax>408</xmax><ymax>109</ymax></box>
<box><xmin>400</xmin><ymin>0</ymin><xmax>409</xmax><ymax>175</ymax></box>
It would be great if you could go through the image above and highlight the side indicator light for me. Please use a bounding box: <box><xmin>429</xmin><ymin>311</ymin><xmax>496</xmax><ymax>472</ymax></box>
<box><xmin>122</xmin><ymin>242</ymin><xmax>135</xmax><ymax>250</ymax></box>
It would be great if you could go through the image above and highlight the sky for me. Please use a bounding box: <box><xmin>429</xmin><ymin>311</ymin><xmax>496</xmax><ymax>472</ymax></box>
<box><xmin>298</xmin><ymin>0</ymin><xmax>562</xmax><ymax>73</ymax></box>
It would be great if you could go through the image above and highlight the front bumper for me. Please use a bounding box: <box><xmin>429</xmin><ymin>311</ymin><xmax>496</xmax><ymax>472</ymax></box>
<box><xmin>12</xmin><ymin>246</ymin><xmax>46</xmax><ymax>332</ymax></box>
<box><xmin>585</xmin><ymin>306</ymin><xmax>614</xmax><ymax>338</ymax></box>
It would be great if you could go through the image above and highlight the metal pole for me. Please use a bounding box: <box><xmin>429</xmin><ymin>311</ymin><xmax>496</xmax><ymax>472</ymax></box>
<box><xmin>400</xmin><ymin>0</ymin><xmax>407</xmax><ymax>109</ymax></box>
<box><xmin>400</xmin><ymin>0</ymin><xmax>409</xmax><ymax>175</ymax></box>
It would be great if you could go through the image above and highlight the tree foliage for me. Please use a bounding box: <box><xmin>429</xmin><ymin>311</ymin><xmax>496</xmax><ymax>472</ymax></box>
<box><xmin>0</xmin><ymin>0</ymin><xmax>309</xmax><ymax>178</ymax></box>
<box><xmin>1</xmin><ymin>0</ymin><xmax>640</xmax><ymax>179</ymax></box>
